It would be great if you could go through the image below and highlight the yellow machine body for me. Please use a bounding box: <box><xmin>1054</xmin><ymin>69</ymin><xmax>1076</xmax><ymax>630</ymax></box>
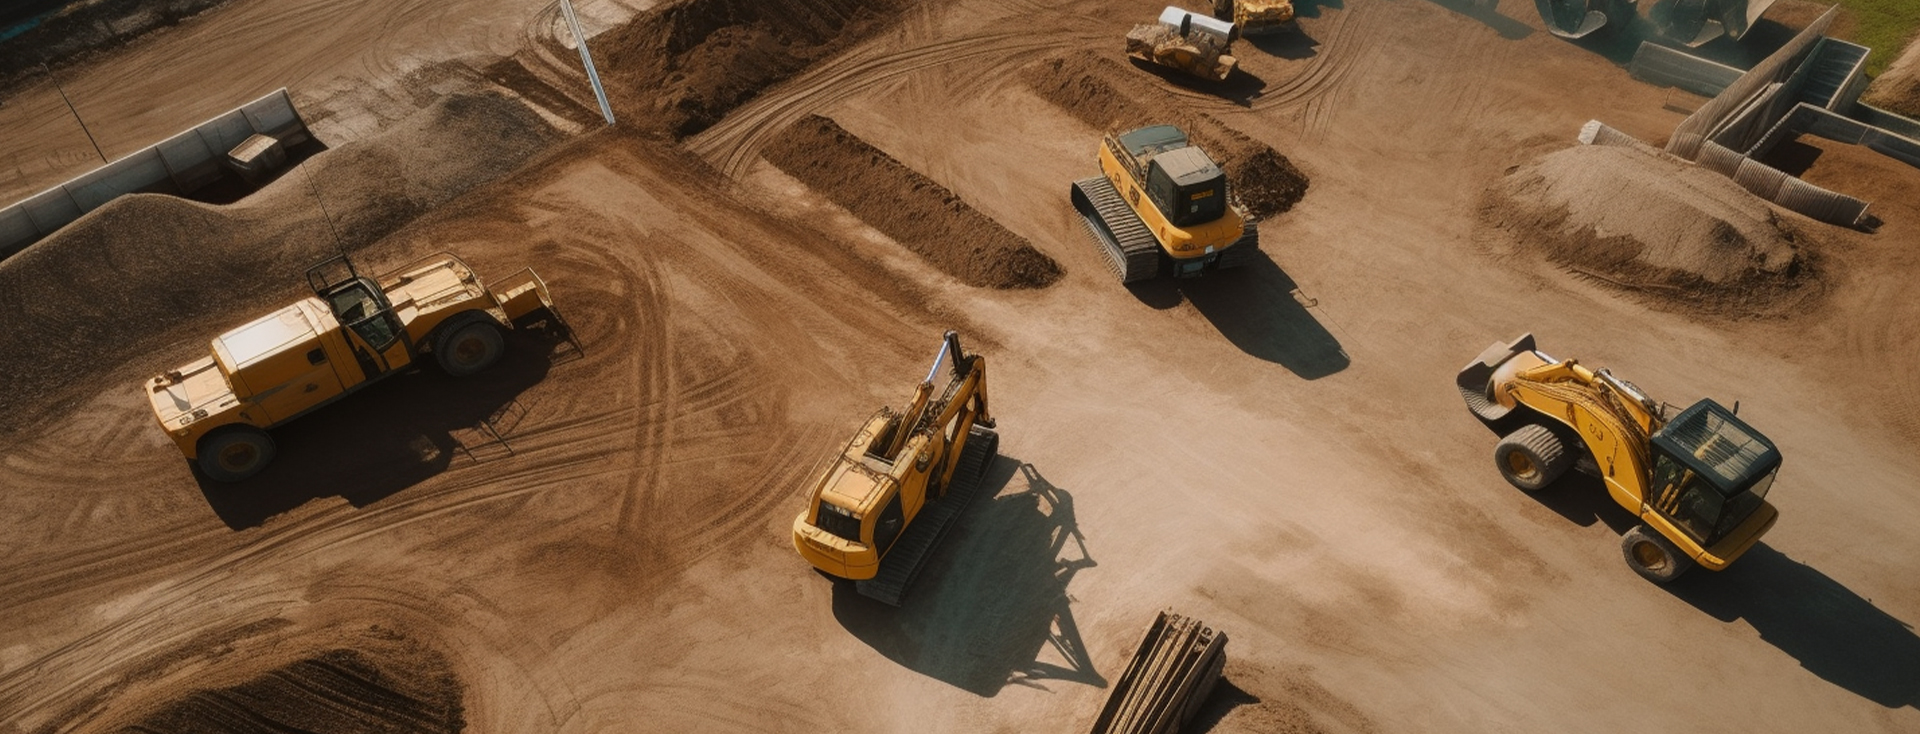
<box><xmin>793</xmin><ymin>333</ymin><xmax>993</xmax><ymax>580</ymax></box>
<box><xmin>1098</xmin><ymin>134</ymin><xmax>1247</xmax><ymax>262</ymax></box>
<box><xmin>1467</xmin><ymin>336</ymin><xmax>1780</xmax><ymax>572</ymax></box>
<box><xmin>146</xmin><ymin>253</ymin><xmax>560</xmax><ymax>462</ymax></box>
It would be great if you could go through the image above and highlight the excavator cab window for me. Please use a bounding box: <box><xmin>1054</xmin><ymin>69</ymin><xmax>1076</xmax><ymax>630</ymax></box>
<box><xmin>1648</xmin><ymin>400</ymin><xmax>1780</xmax><ymax>544</ymax></box>
<box><xmin>873</xmin><ymin>491</ymin><xmax>906</xmax><ymax>555</ymax></box>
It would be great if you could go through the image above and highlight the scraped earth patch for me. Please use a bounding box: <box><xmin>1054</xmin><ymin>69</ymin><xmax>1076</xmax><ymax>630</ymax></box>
<box><xmin>1480</xmin><ymin>144</ymin><xmax>1824</xmax><ymax>318</ymax></box>
<box><xmin>598</xmin><ymin>0</ymin><xmax>911</xmax><ymax>138</ymax></box>
<box><xmin>113</xmin><ymin>634</ymin><xmax>463</xmax><ymax>733</ymax></box>
<box><xmin>763</xmin><ymin>114</ymin><xmax>1063</xmax><ymax>289</ymax></box>
<box><xmin>1025</xmin><ymin>52</ymin><xmax>1310</xmax><ymax>219</ymax></box>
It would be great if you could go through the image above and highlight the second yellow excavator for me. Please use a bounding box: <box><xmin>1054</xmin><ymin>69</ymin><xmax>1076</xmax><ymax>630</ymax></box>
<box><xmin>1457</xmin><ymin>334</ymin><xmax>1782</xmax><ymax>583</ymax></box>
<box><xmin>1070</xmin><ymin>125</ymin><xmax>1259</xmax><ymax>283</ymax></box>
<box><xmin>792</xmin><ymin>331</ymin><xmax>998</xmax><ymax>605</ymax></box>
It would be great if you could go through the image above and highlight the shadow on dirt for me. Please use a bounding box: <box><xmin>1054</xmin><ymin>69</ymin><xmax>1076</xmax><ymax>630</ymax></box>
<box><xmin>1188</xmin><ymin>676</ymin><xmax>1261</xmax><ymax>732</ymax></box>
<box><xmin>1420</xmin><ymin>0</ymin><xmax>1534</xmax><ymax>40</ymax></box>
<box><xmin>833</xmin><ymin>462</ymin><xmax>1104</xmax><ymax>697</ymax></box>
<box><xmin>1525</xmin><ymin>471</ymin><xmax>1642</xmax><ymax>533</ymax></box>
<box><xmin>1292</xmin><ymin>0</ymin><xmax>1343</xmax><ymax>19</ymax></box>
<box><xmin>1667</xmin><ymin>543</ymin><xmax>1920</xmax><ymax>709</ymax></box>
<box><xmin>1246</xmin><ymin>28</ymin><xmax>1320</xmax><ymax>60</ymax></box>
<box><xmin>1153</xmin><ymin>251</ymin><xmax>1348</xmax><ymax>379</ymax></box>
<box><xmin>1125</xmin><ymin>58</ymin><xmax>1269</xmax><ymax>107</ymax></box>
<box><xmin>193</xmin><ymin>328</ymin><xmax>569</xmax><ymax>530</ymax></box>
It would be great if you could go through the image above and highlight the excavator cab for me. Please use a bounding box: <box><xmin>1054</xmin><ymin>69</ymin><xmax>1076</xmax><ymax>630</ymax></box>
<box><xmin>307</xmin><ymin>255</ymin><xmax>408</xmax><ymax>376</ymax></box>
<box><xmin>1646</xmin><ymin>400</ymin><xmax>1781</xmax><ymax>545</ymax></box>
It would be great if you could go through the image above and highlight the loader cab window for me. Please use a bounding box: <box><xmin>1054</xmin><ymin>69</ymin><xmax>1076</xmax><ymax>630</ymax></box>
<box><xmin>1647</xmin><ymin>400</ymin><xmax>1781</xmax><ymax>544</ymax></box>
<box><xmin>327</xmin><ymin>279</ymin><xmax>400</xmax><ymax>351</ymax></box>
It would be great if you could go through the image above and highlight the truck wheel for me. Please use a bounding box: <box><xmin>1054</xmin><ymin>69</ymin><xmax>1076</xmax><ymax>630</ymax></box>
<box><xmin>198</xmin><ymin>426</ymin><xmax>276</xmax><ymax>482</ymax></box>
<box><xmin>1622</xmin><ymin>526</ymin><xmax>1695</xmax><ymax>584</ymax></box>
<box><xmin>437</xmin><ymin>318</ymin><xmax>505</xmax><ymax>376</ymax></box>
<box><xmin>1493</xmin><ymin>424</ymin><xmax>1572</xmax><ymax>492</ymax></box>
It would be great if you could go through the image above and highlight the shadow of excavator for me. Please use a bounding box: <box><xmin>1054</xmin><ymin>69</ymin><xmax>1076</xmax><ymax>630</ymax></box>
<box><xmin>1129</xmin><ymin>249</ymin><xmax>1348</xmax><ymax>379</ymax></box>
<box><xmin>193</xmin><ymin>325</ymin><xmax>575</xmax><ymax>530</ymax></box>
<box><xmin>833</xmin><ymin>462</ymin><xmax>1105</xmax><ymax>697</ymax></box>
<box><xmin>1666</xmin><ymin>543</ymin><xmax>1920</xmax><ymax>709</ymax></box>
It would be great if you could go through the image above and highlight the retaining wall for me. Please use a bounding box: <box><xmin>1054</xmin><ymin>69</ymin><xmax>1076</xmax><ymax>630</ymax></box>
<box><xmin>0</xmin><ymin>88</ymin><xmax>310</xmax><ymax>261</ymax></box>
<box><xmin>1630</xmin><ymin>42</ymin><xmax>1742</xmax><ymax>97</ymax></box>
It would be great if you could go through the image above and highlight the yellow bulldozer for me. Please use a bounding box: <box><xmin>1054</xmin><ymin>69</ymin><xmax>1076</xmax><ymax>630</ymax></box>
<box><xmin>1127</xmin><ymin>6</ymin><xmax>1240</xmax><ymax>82</ymax></box>
<box><xmin>1457</xmin><ymin>334</ymin><xmax>1782</xmax><ymax>583</ymax></box>
<box><xmin>1211</xmin><ymin>0</ymin><xmax>1297</xmax><ymax>35</ymax></box>
<box><xmin>146</xmin><ymin>252</ymin><xmax>571</xmax><ymax>482</ymax></box>
<box><xmin>1070</xmin><ymin>125</ymin><xmax>1259</xmax><ymax>283</ymax></box>
<box><xmin>792</xmin><ymin>331</ymin><xmax>998</xmax><ymax>606</ymax></box>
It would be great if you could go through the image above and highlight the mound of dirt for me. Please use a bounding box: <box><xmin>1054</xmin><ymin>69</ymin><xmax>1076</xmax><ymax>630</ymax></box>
<box><xmin>1863</xmin><ymin>33</ymin><xmax>1920</xmax><ymax>117</ymax></box>
<box><xmin>1481</xmin><ymin>144</ymin><xmax>1822</xmax><ymax>317</ymax></box>
<box><xmin>598</xmin><ymin>0</ymin><xmax>910</xmax><ymax>138</ymax></box>
<box><xmin>763</xmin><ymin>114</ymin><xmax>1063</xmax><ymax>289</ymax></box>
<box><xmin>0</xmin><ymin>89</ymin><xmax>562</xmax><ymax>429</ymax></box>
<box><xmin>1024</xmin><ymin>52</ymin><xmax>1309</xmax><ymax>219</ymax></box>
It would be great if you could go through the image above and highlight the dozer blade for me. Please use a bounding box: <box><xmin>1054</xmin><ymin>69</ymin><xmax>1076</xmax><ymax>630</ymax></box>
<box><xmin>856</xmin><ymin>426</ymin><xmax>999</xmax><ymax>606</ymax></box>
<box><xmin>1071</xmin><ymin>176</ymin><xmax>1163</xmax><ymax>283</ymax></box>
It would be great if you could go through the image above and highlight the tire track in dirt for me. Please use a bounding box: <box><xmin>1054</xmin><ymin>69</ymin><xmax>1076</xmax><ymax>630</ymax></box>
<box><xmin>687</xmin><ymin>30</ymin><xmax>1095</xmax><ymax>180</ymax></box>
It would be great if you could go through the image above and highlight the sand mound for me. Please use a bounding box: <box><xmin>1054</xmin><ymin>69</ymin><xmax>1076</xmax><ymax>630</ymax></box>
<box><xmin>764</xmin><ymin>115</ymin><xmax>1063</xmax><ymax>289</ymax></box>
<box><xmin>598</xmin><ymin>0</ymin><xmax>910</xmax><ymax>138</ymax></box>
<box><xmin>122</xmin><ymin>645</ymin><xmax>464</xmax><ymax>733</ymax></box>
<box><xmin>1482</xmin><ymin>144</ymin><xmax>1821</xmax><ymax>316</ymax></box>
<box><xmin>1025</xmin><ymin>53</ymin><xmax>1309</xmax><ymax>219</ymax></box>
<box><xmin>0</xmin><ymin>89</ymin><xmax>562</xmax><ymax>428</ymax></box>
<box><xmin>1864</xmin><ymin>34</ymin><xmax>1920</xmax><ymax>118</ymax></box>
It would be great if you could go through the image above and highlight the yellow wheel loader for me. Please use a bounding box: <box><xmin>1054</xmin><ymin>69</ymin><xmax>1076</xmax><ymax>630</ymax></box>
<box><xmin>1126</xmin><ymin>6</ymin><xmax>1240</xmax><ymax>82</ymax></box>
<box><xmin>1070</xmin><ymin>125</ymin><xmax>1258</xmax><ymax>283</ymax></box>
<box><xmin>792</xmin><ymin>331</ymin><xmax>998</xmax><ymax>606</ymax></box>
<box><xmin>1457</xmin><ymin>334</ymin><xmax>1781</xmax><ymax>583</ymax></box>
<box><xmin>1211</xmin><ymin>0</ymin><xmax>1297</xmax><ymax>36</ymax></box>
<box><xmin>146</xmin><ymin>253</ymin><xmax>574</xmax><ymax>482</ymax></box>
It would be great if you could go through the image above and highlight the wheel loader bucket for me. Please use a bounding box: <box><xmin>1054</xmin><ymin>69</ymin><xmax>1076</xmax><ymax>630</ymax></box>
<box><xmin>489</xmin><ymin>267</ymin><xmax>583</xmax><ymax>354</ymax></box>
<box><xmin>1456</xmin><ymin>332</ymin><xmax>1536</xmax><ymax>432</ymax></box>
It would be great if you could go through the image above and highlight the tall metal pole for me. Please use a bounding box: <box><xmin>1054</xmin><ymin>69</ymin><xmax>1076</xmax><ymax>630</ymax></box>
<box><xmin>558</xmin><ymin>0</ymin><xmax>615</xmax><ymax>126</ymax></box>
<box><xmin>42</xmin><ymin>62</ymin><xmax>107</xmax><ymax>164</ymax></box>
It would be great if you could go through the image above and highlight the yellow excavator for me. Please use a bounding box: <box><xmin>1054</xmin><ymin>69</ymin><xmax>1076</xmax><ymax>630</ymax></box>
<box><xmin>1071</xmin><ymin>125</ymin><xmax>1258</xmax><ymax>283</ymax></box>
<box><xmin>147</xmin><ymin>253</ymin><xmax>572</xmax><ymax>482</ymax></box>
<box><xmin>792</xmin><ymin>331</ymin><xmax>999</xmax><ymax>605</ymax></box>
<box><xmin>1457</xmin><ymin>334</ymin><xmax>1781</xmax><ymax>583</ymax></box>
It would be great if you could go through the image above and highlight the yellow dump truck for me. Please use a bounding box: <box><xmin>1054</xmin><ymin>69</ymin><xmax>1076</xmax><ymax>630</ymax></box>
<box><xmin>147</xmin><ymin>253</ymin><xmax>567</xmax><ymax>482</ymax></box>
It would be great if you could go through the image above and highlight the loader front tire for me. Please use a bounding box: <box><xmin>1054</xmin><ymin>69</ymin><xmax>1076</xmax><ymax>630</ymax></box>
<box><xmin>1493</xmin><ymin>424</ymin><xmax>1571</xmax><ymax>492</ymax></box>
<box><xmin>1622</xmin><ymin>525</ymin><xmax>1694</xmax><ymax>584</ymax></box>
<box><xmin>198</xmin><ymin>426</ymin><xmax>276</xmax><ymax>483</ymax></box>
<box><xmin>437</xmin><ymin>318</ymin><xmax>505</xmax><ymax>376</ymax></box>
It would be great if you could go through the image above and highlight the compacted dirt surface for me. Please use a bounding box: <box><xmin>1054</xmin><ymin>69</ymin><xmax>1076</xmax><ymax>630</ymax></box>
<box><xmin>4</xmin><ymin>0</ymin><xmax>1920</xmax><ymax>732</ymax></box>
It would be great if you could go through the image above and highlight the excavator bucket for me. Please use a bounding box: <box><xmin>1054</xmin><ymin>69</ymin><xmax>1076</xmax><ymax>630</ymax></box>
<box><xmin>1533</xmin><ymin>0</ymin><xmax>1626</xmax><ymax>39</ymax></box>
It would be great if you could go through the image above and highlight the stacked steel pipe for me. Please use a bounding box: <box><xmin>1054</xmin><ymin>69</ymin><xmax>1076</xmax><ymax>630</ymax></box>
<box><xmin>1089</xmin><ymin>611</ymin><xmax>1228</xmax><ymax>734</ymax></box>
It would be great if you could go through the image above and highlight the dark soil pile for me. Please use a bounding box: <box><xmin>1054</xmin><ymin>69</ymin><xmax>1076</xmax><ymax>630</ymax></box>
<box><xmin>1481</xmin><ymin>144</ymin><xmax>1824</xmax><ymax>318</ymax></box>
<box><xmin>763</xmin><ymin>114</ymin><xmax>1063</xmax><ymax>289</ymax></box>
<box><xmin>0</xmin><ymin>90</ymin><xmax>562</xmax><ymax>429</ymax></box>
<box><xmin>597</xmin><ymin>0</ymin><xmax>911</xmax><ymax>138</ymax></box>
<box><xmin>1024</xmin><ymin>52</ymin><xmax>1309</xmax><ymax>219</ymax></box>
<box><xmin>0</xmin><ymin>0</ymin><xmax>230</xmax><ymax>90</ymax></box>
<box><xmin>115</xmin><ymin>646</ymin><xmax>463</xmax><ymax>733</ymax></box>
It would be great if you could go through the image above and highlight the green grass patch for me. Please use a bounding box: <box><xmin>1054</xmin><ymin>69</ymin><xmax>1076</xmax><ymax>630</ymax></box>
<box><xmin>1826</xmin><ymin>0</ymin><xmax>1920</xmax><ymax>76</ymax></box>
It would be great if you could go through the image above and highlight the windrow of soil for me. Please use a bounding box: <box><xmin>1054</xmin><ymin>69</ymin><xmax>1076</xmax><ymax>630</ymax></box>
<box><xmin>1024</xmin><ymin>51</ymin><xmax>1310</xmax><ymax>220</ymax></box>
<box><xmin>0</xmin><ymin>89</ymin><xmax>562</xmax><ymax>430</ymax></box>
<box><xmin>763</xmin><ymin>114</ymin><xmax>1063</xmax><ymax>289</ymax></box>
<box><xmin>1480</xmin><ymin>143</ymin><xmax>1824</xmax><ymax>318</ymax></box>
<box><xmin>597</xmin><ymin>0</ymin><xmax>912</xmax><ymax>138</ymax></box>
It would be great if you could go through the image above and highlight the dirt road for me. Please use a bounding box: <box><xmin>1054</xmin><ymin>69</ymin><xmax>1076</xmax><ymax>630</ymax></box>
<box><xmin>2</xmin><ymin>0</ymin><xmax>1917</xmax><ymax>732</ymax></box>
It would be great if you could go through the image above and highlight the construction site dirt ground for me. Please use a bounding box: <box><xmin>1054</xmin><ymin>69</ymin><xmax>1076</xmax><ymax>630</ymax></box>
<box><xmin>4</xmin><ymin>0</ymin><xmax>1920</xmax><ymax>731</ymax></box>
